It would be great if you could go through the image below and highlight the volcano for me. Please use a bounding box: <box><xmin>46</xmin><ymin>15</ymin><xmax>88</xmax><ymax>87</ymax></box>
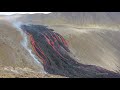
<box><xmin>1</xmin><ymin>12</ymin><xmax>120</xmax><ymax>78</ymax></box>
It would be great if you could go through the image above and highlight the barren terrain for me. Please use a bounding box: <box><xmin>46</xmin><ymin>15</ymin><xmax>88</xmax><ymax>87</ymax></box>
<box><xmin>0</xmin><ymin>18</ymin><xmax>63</xmax><ymax>78</ymax></box>
<box><xmin>1</xmin><ymin>12</ymin><xmax>120</xmax><ymax>77</ymax></box>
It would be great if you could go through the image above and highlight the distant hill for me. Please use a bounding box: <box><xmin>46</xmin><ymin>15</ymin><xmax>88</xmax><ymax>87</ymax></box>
<box><xmin>13</xmin><ymin>12</ymin><xmax>120</xmax><ymax>72</ymax></box>
<box><xmin>15</xmin><ymin>12</ymin><xmax>120</xmax><ymax>29</ymax></box>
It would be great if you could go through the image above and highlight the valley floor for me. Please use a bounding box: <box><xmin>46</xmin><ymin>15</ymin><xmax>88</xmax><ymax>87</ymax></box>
<box><xmin>0</xmin><ymin>66</ymin><xmax>64</xmax><ymax>78</ymax></box>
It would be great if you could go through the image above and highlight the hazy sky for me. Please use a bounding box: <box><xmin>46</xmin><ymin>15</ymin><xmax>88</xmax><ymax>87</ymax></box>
<box><xmin>0</xmin><ymin>12</ymin><xmax>51</xmax><ymax>15</ymax></box>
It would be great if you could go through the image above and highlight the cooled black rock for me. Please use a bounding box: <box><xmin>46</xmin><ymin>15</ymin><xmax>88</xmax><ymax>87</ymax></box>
<box><xmin>21</xmin><ymin>24</ymin><xmax>120</xmax><ymax>78</ymax></box>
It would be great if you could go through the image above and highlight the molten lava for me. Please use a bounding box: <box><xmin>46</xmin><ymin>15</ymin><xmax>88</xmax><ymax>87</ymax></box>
<box><xmin>21</xmin><ymin>24</ymin><xmax>120</xmax><ymax>78</ymax></box>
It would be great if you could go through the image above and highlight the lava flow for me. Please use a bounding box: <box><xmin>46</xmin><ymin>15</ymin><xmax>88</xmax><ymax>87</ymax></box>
<box><xmin>21</xmin><ymin>24</ymin><xmax>120</xmax><ymax>78</ymax></box>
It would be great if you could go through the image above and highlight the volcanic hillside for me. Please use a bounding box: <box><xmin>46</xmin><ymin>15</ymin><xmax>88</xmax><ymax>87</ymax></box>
<box><xmin>1</xmin><ymin>12</ymin><xmax>120</xmax><ymax>77</ymax></box>
<box><xmin>0</xmin><ymin>17</ymin><xmax>63</xmax><ymax>78</ymax></box>
<box><xmin>15</xmin><ymin>12</ymin><xmax>120</xmax><ymax>72</ymax></box>
<box><xmin>20</xmin><ymin>24</ymin><xmax>120</xmax><ymax>78</ymax></box>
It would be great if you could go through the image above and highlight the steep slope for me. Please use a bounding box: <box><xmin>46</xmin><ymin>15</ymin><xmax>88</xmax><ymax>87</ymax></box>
<box><xmin>1</xmin><ymin>12</ymin><xmax>120</xmax><ymax>77</ymax></box>
<box><xmin>12</xmin><ymin>12</ymin><xmax>120</xmax><ymax>72</ymax></box>
<box><xmin>0</xmin><ymin>18</ymin><xmax>66</xmax><ymax>78</ymax></box>
<box><xmin>0</xmin><ymin>19</ymin><xmax>43</xmax><ymax>70</ymax></box>
<box><xmin>20</xmin><ymin>24</ymin><xmax>120</xmax><ymax>78</ymax></box>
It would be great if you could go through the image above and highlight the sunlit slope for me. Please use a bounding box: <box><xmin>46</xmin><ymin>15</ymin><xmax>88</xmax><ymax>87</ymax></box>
<box><xmin>6</xmin><ymin>12</ymin><xmax>120</xmax><ymax>73</ymax></box>
<box><xmin>48</xmin><ymin>25</ymin><xmax>120</xmax><ymax>72</ymax></box>
<box><xmin>0</xmin><ymin>19</ymin><xmax>43</xmax><ymax>71</ymax></box>
<box><xmin>14</xmin><ymin>12</ymin><xmax>120</xmax><ymax>72</ymax></box>
<box><xmin>16</xmin><ymin>12</ymin><xmax>120</xmax><ymax>30</ymax></box>
<box><xmin>20</xmin><ymin>24</ymin><xmax>120</xmax><ymax>78</ymax></box>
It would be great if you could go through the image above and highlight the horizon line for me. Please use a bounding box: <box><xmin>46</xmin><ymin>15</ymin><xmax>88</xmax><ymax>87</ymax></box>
<box><xmin>0</xmin><ymin>12</ymin><xmax>51</xmax><ymax>15</ymax></box>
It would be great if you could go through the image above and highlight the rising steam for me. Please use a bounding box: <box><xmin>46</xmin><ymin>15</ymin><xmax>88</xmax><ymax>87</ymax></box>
<box><xmin>4</xmin><ymin>15</ymin><xmax>46</xmax><ymax>73</ymax></box>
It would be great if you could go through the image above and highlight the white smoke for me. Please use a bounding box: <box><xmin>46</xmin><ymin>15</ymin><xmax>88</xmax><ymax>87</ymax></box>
<box><xmin>5</xmin><ymin>15</ymin><xmax>46</xmax><ymax>74</ymax></box>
